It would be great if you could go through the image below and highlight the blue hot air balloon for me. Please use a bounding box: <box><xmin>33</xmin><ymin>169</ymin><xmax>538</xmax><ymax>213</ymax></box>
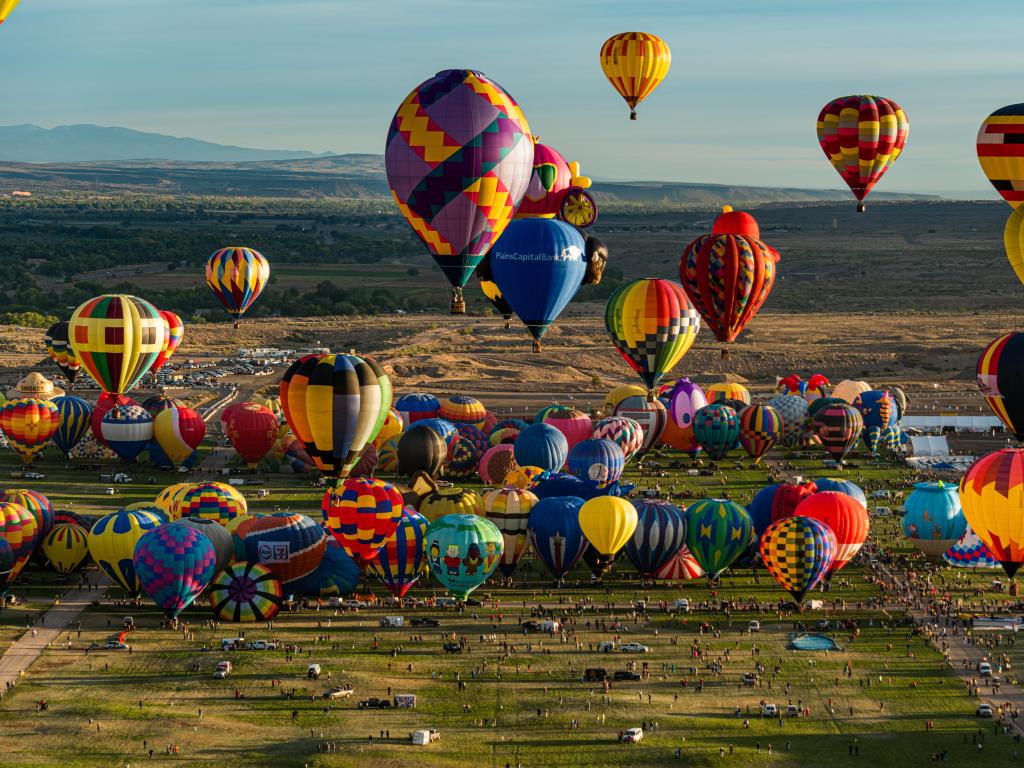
<box><xmin>902</xmin><ymin>481</ymin><xmax>967</xmax><ymax>562</ymax></box>
<box><xmin>514</xmin><ymin>422</ymin><xmax>568</xmax><ymax>472</ymax></box>
<box><xmin>567</xmin><ymin>438</ymin><xmax>625</xmax><ymax>488</ymax></box>
<box><xmin>812</xmin><ymin>478</ymin><xmax>867</xmax><ymax>510</ymax></box>
<box><xmin>290</xmin><ymin>536</ymin><xmax>361</xmax><ymax>597</ymax></box>
<box><xmin>531</xmin><ymin>473</ymin><xmax>607</xmax><ymax>501</ymax></box>
<box><xmin>489</xmin><ymin>218</ymin><xmax>587</xmax><ymax>352</ymax></box>
<box><xmin>100</xmin><ymin>405</ymin><xmax>153</xmax><ymax>464</ymax></box>
<box><xmin>51</xmin><ymin>396</ymin><xmax>93</xmax><ymax>456</ymax></box>
<box><xmin>624</xmin><ymin>499</ymin><xmax>686</xmax><ymax>578</ymax></box>
<box><xmin>133</xmin><ymin>524</ymin><xmax>217</xmax><ymax>618</ymax></box>
<box><xmin>395</xmin><ymin>393</ymin><xmax>440</xmax><ymax>427</ymax></box>
<box><xmin>527</xmin><ymin>496</ymin><xmax>588</xmax><ymax>580</ymax></box>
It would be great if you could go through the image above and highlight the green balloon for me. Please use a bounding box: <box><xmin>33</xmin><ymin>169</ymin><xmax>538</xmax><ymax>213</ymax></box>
<box><xmin>684</xmin><ymin>498</ymin><xmax>753</xmax><ymax>579</ymax></box>
<box><xmin>424</xmin><ymin>514</ymin><xmax>503</xmax><ymax>600</ymax></box>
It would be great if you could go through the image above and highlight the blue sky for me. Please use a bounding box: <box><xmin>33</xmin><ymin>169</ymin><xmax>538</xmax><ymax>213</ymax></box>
<box><xmin>1</xmin><ymin>0</ymin><xmax>1018</xmax><ymax>194</ymax></box>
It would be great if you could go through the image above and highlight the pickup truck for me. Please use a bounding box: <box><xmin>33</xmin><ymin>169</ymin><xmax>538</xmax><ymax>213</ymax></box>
<box><xmin>410</xmin><ymin>618</ymin><xmax>439</xmax><ymax>627</ymax></box>
<box><xmin>357</xmin><ymin>697</ymin><xmax>392</xmax><ymax>710</ymax></box>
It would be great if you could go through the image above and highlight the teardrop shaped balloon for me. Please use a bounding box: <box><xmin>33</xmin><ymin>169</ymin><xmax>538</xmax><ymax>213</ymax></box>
<box><xmin>0</xmin><ymin>398</ymin><xmax>59</xmax><ymax>464</ymax></box>
<box><xmin>322</xmin><ymin>477</ymin><xmax>404</xmax><ymax>566</ymax></box>
<box><xmin>69</xmin><ymin>294</ymin><xmax>164</xmax><ymax>395</ymax></box>
<box><xmin>605</xmin><ymin>278</ymin><xmax>700</xmax><ymax>396</ymax></box>
<box><xmin>959</xmin><ymin>449</ymin><xmax>1024</xmax><ymax>578</ymax></box>
<box><xmin>385</xmin><ymin>69</ymin><xmax>534</xmax><ymax>313</ymax></box>
<box><xmin>134</xmin><ymin>524</ymin><xmax>217</xmax><ymax>618</ymax></box>
<box><xmin>623</xmin><ymin>499</ymin><xmax>686</xmax><ymax>578</ymax></box>
<box><xmin>424</xmin><ymin>513</ymin><xmax>503</xmax><ymax>600</ymax></box>
<box><xmin>578</xmin><ymin>496</ymin><xmax>638</xmax><ymax>556</ymax></box>
<box><xmin>205</xmin><ymin>247</ymin><xmax>270</xmax><ymax>326</ymax></box>
<box><xmin>367</xmin><ymin>506</ymin><xmax>428</xmax><ymax>598</ymax></box>
<box><xmin>792</xmin><ymin>491</ymin><xmax>870</xmax><ymax>575</ymax></box>
<box><xmin>683</xmin><ymin>498</ymin><xmax>753</xmax><ymax>579</ymax></box>
<box><xmin>51</xmin><ymin>395</ymin><xmax>93</xmax><ymax>456</ymax></box>
<box><xmin>481</xmin><ymin>487</ymin><xmax>536</xmax><ymax>577</ymax></box>
<box><xmin>153</xmin><ymin>407</ymin><xmax>206</xmax><ymax>466</ymax></box>
<box><xmin>978</xmin><ymin>332</ymin><xmax>1024</xmax><ymax>441</ymax></box>
<box><xmin>41</xmin><ymin>523</ymin><xmax>90</xmax><ymax>576</ymax></box>
<box><xmin>817</xmin><ymin>95</ymin><xmax>909</xmax><ymax>212</ymax></box>
<box><xmin>44</xmin><ymin>321</ymin><xmax>80</xmax><ymax>385</ymax></box>
<box><xmin>527</xmin><ymin>496</ymin><xmax>588</xmax><ymax>580</ymax></box>
<box><xmin>760</xmin><ymin>516</ymin><xmax>836</xmax><ymax>604</ymax></box>
<box><xmin>738</xmin><ymin>404</ymin><xmax>782</xmax><ymax>464</ymax></box>
<box><xmin>692</xmin><ymin>403</ymin><xmax>739</xmax><ymax>461</ymax></box>
<box><xmin>978</xmin><ymin>104</ymin><xmax>1024</xmax><ymax>209</ymax></box>
<box><xmin>149</xmin><ymin>310</ymin><xmax>184</xmax><ymax>375</ymax></box>
<box><xmin>599</xmin><ymin>32</ymin><xmax>671</xmax><ymax>120</ymax></box>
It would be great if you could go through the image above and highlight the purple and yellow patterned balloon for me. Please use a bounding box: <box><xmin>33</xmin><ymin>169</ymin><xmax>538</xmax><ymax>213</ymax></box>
<box><xmin>133</xmin><ymin>524</ymin><xmax>217</xmax><ymax>618</ymax></box>
<box><xmin>385</xmin><ymin>69</ymin><xmax>534</xmax><ymax>313</ymax></box>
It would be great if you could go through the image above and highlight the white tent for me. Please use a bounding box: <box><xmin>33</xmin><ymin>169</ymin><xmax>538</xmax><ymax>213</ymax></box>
<box><xmin>909</xmin><ymin>435</ymin><xmax>950</xmax><ymax>458</ymax></box>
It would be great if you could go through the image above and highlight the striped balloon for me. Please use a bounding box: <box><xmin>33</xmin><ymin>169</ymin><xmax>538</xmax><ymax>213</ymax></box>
<box><xmin>614</xmin><ymin>396</ymin><xmax>667</xmax><ymax>457</ymax></box>
<box><xmin>439</xmin><ymin>395</ymin><xmax>487</xmax><ymax>428</ymax></box>
<box><xmin>599</xmin><ymin>32</ymin><xmax>671</xmax><ymax>120</ymax></box>
<box><xmin>208</xmin><ymin>561</ymin><xmax>283</xmax><ymax>622</ymax></box>
<box><xmin>654</xmin><ymin>543</ymin><xmax>704</xmax><ymax>581</ymax></box>
<box><xmin>978</xmin><ymin>104</ymin><xmax>1024</xmax><ymax>209</ymax></box>
<box><xmin>153</xmin><ymin>407</ymin><xmax>206</xmax><ymax>466</ymax></box>
<box><xmin>41</xmin><ymin>523</ymin><xmax>90</xmax><ymax>575</ymax></box>
<box><xmin>706</xmin><ymin>382</ymin><xmax>751</xmax><ymax>406</ymax></box>
<box><xmin>51</xmin><ymin>395</ymin><xmax>93</xmax><ymax>456</ymax></box>
<box><xmin>605</xmin><ymin>278</ymin><xmax>700</xmax><ymax>395</ymax></box>
<box><xmin>87</xmin><ymin>508</ymin><xmax>163</xmax><ymax>593</ymax></box>
<box><xmin>242</xmin><ymin>513</ymin><xmax>327</xmax><ymax>587</ymax></box>
<box><xmin>760</xmin><ymin>516</ymin><xmax>837</xmax><ymax>604</ymax></box>
<box><xmin>100</xmin><ymin>404</ymin><xmax>154</xmax><ymax>464</ymax></box>
<box><xmin>683</xmin><ymin>498</ymin><xmax>753</xmax><ymax>579</ymax></box>
<box><xmin>322</xmin><ymin>477</ymin><xmax>403</xmax><ymax>565</ymax></box>
<box><xmin>178</xmin><ymin>482</ymin><xmax>247</xmax><ymax>526</ymax></box>
<box><xmin>812</xmin><ymin>403</ymin><xmax>863</xmax><ymax>463</ymax></box>
<box><xmin>149</xmin><ymin>310</ymin><xmax>184</xmax><ymax>375</ymax></box>
<box><xmin>478</xmin><ymin>444</ymin><xmax>517</xmax><ymax>485</ymax></box>
<box><xmin>0</xmin><ymin>489</ymin><xmax>54</xmax><ymax>538</ymax></box>
<box><xmin>593</xmin><ymin>416</ymin><xmax>644</xmax><ymax>463</ymax></box>
<box><xmin>69</xmin><ymin>294</ymin><xmax>164</xmax><ymax>395</ymax></box>
<box><xmin>134</xmin><ymin>524</ymin><xmax>217</xmax><ymax>617</ymax></box>
<box><xmin>367</xmin><ymin>507</ymin><xmax>428</xmax><ymax>597</ymax></box>
<box><xmin>0</xmin><ymin>398</ymin><xmax>59</xmax><ymax>464</ymax></box>
<box><xmin>692</xmin><ymin>404</ymin><xmax>739</xmax><ymax>461</ymax></box>
<box><xmin>205</xmin><ymin>247</ymin><xmax>270</xmax><ymax>324</ymax></box>
<box><xmin>567</xmin><ymin>438</ymin><xmax>625</xmax><ymax>488</ymax></box>
<box><xmin>154</xmin><ymin>482</ymin><xmax>193</xmax><ymax>521</ymax></box>
<box><xmin>44</xmin><ymin>320</ymin><xmax>81</xmax><ymax>385</ymax></box>
<box><xmin>738</xmin><ymin>405</ymin><xmax>782</xmax><ymax>463</ymax></box>
<box><xmin>624</xmin><ymin>499</ymin><xmax>686</xmax><ymax>578</ymax></box>
<box><xmin>0</xmin><ymin>501</ymin><xmax>39</xmax><ymax>584</ymax></box>
<box><xmin>482</xmin><ymin>487</ymin><xmax>537</xmax><ymax>576</ymax></box>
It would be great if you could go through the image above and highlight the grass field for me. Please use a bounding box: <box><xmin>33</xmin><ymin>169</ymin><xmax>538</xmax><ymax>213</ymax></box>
<box><xmin>0</xmin><ymin>440</ymin><xmax>1019</xmax><ymax>768</ymax></box>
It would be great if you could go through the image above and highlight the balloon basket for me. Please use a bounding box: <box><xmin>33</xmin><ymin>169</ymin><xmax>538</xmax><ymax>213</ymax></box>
<box><xmin>856</xmin><ymin>202</ymin><xmax>866</xmax><ymax>214</ymax></box>
<box><xmin>450</xmin><ymin>297</ymin><xmax>466</xmax><ymax>315</ymax></box>
<box><xmin>532</xmin><ymin>340</ymin><xmax>542</xmax><ymax>353</ymax></box>
<box><xmin>720</xmin><ymin>348</ymin><xmax>730</xmax><ymax>360</ymax></box>
<box><xmin>629</xmin><ymin>110</ymin><xmax>637</xmax><ymax>121</ymax></box>
<box><xmin>233</xmin><ymin>321</ymin><xmax>240</xmax><ymax>329</ymax></box>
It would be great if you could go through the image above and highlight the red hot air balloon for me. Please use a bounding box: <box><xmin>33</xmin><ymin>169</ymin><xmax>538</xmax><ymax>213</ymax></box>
<box><xmin>680</xmin><ymin>207</ymin><xmax>778</xmax><ymax>351</ymax></box>
<box><xmin>792</xmin><ymin>491</ymin><xmax>869</xmax><ymax>574</ymax></box>
<box><xmin>322</xmin><ymin>478</ymin><xmax>404</xmax><ymax>567</ymax></box>
<box><xmin>224</xmin><ymin>403</ymin><xmax>279</xmax><ymax>469</ymax></box>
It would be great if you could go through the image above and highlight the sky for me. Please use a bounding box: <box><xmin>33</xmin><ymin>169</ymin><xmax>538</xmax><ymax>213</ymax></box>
<box><xmin>0</xmin><ymin>0</ymin><xmax>1020</xmax><ymax>195</ymax></box>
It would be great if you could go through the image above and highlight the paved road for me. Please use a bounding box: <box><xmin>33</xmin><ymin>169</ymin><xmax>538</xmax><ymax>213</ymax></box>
<box><xmin>0</xmin><ymin>579</ymin><xmax>108</xmax><ymax>696</ymax></box>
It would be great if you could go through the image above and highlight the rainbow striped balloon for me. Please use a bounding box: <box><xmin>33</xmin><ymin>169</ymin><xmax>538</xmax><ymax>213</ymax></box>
<box><xmin>322</xmin><ymin>478</ymin><xmax>403</xmax><ymax>565</ymax></box>
<box><xmin>367</xmin><ymin>507</ymin><xmax>428</xmax><ymax>598</ymax></box>
<box><xmin>205</xmin><ymin>247</ymin><xmax>270</xmax><ymax>323</ymax></box>
<box><xmin>208</xmin><ymin>561</ymin><xmax>283</xmax><ymax>623</ymax></box>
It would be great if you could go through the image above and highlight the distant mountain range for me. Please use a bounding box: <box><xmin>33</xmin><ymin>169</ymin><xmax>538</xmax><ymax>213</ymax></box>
<box><xmin>0</xmin><ymin>123</ymin><xmax>937</xmax><ymax>205</ymax></box>
<box><xmin>0</xmin><ymin>124</ymin><xmax>333</xmax><ymax>162</ymax></box>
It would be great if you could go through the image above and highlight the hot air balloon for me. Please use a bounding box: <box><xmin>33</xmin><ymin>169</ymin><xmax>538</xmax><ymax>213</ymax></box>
<box><xmin>134</xmin><ymin>524</ymin><xmax>217</xmax><ymax>618</ymax></box>
<box><xmin>817</xmin><ymin>95</ymin><xmax>909</xmax><ymax>212</ymax></box>
<box><xmin>0</xmin><ymin>398</ymin><xmax>58</xmax><ymax>464</ymax></box>
<box><xmin>605</xmin><ymin>278</ymin><xmax>700</xmax><ymax>397</ymax></box>
<box><xmin>454</xmin><ymin>423</ymin><xmax>489</xmax><ymax>456</ymax></box>
<box><xmin>527</xmin><ymin>496</ymin><xmax>588</xmax><ymax>581</ymax></box>
<box><xmin>41</xmin><ymin>523</ymin><xmax>90</xmax><ymax>575</ymax></box>
<box><xmin>683</xmin><ymin>498</ymin><xmax>753</xmax><ymax>579</ymax></box>
<box><xmin>793</xmin><ymin>491</ymin><xmax>869</xmax><ymax>574</ymax></box>
<box><xmin>397</xmin><ymin>425</ymin><xmax>447</xmax><ymax>479</ymax></box>
<box><xmin>767</xmin><ymin>395</ymin><xmax>809</xmax><ymax>449</ymax></box>
<box><xmin>737</xmin><ymin>405</ymin><xmax>782</xmax><ymax>463</ymax></box>
<box><xmin>654</xmin><ymin>543</ymin><xmax>704</xmax><ymax>581</ymax></box>
<box><xmin>481</xmin><ymin>487</ymin><xmax>536</xmax><ymax>577</ymax></box>
<box><xmin>0</xmin><ymin>538</ymin><xmax>12</xmax><ymax>593</ymax></box>
<box><xmin>902</xmin><ymin>482</ymin><xmax>966</xmax><ymax>562</ymax></box>
<box><xmin>223</xmin><ymin>403</ymin><xmax>278</xmax><ymax>468</ymax></box>
<box><xmin>394</xmin><ymin>393</ymin><xmax>440</xmax><ymax>426</ymax></box>
<box><xmin>0</xmin><ymin>501</ymin><xmax>38</xmax><ymax>584</ymax></box>
<box><xmin>208</xmin><ymin>562</ymin><xmax>283</xmax><ymax>622</ymax></box>
<box><xmin>812</xmin><ymin>403</ymin><xmax>863</xmax><ymax>463</ymax></box>
<box><xmin>514</xmin><ymin>138</ymin><xmax>598</xmax><ymax>227</ymax></box>
<box><xmin>599</xmin><ymin>32</ymin><xmax>671</xmax><ymax>120</ymax></box>
<box><xmin>959</xmin><ymin>449</ymin><xmax>1024</xmax><ymax>577</ymax></box>
<box><xmin>100</xmin><ymin>404</ymin><xmax>153</xmax><ymax>464</ymax></box>
<box><xmin>540</xmin><ymin>408</ymin><xmax>592</xmax><ymax>455</ymax></box>
<box><xmin>322</xmin><ymin>477</ymin><xmax>403</xmax><ymax>566</ymax></box>
<box><xmin>424</xmin><ymin>513</ymin><xmax>503</xmax><ymax>600</ymax></box>
<box><xmin>593</xmin><ymin>416</ymin><xmax>644</xmax><ymax>463</ymax></box>
<box><xmin>831</xmin><ymin>379</ymin><xmax>871</xmax><ymax>405</ymax></box>
<box><xmin>0</xmin><ymin>0</ymin><xmax>20</xmax><ymax>25</ymax></box>
<box><xmin>680</xmin><ymin>207</ymin><xmax>778</xmax><ymax>349</ymax></box>
<box><xmin>489</xmin><ymin>218</ymin><xmax>587</xmax><ymax>351</ymax></box>
<box><xmin>367</xmin><ymin>507</ymin><xmax>428</xmax><ymax>598</ymax></box>
<box><xmin>944</xmin><ymin>526</ymin><xmax>1001</xmax><ymax>570</ymax></box>
<box><xmin>978</xmin><ymin>332</ymin><xmax>1024</xmax><ymax>440</ymax></box>
<box><xmin>242</xmin><ymin>513</ymin><xmax>327</xmax><ymax>587</ymax></box>
<box><xmin>44</xmin><ymin>321</ymin><xmax>81</xmax><ymax>385</ymax></box>
<box><xmin>385</xmin><ymin>69</ymin><xmax>533</xmax><ymax>313</ymax></box>
<box><xmin>154</xmin><ymin>482</ymin><xmax>192</xmax><ymax>520</ymax></box>
<box><xmin>747</xmin><ymin>481</ymin><xmax>818</xmax><ymax>537</ymax></box>
<box><xmin>291</xmin><ymin>536</ymin><xmax>361</xmax><ymax>597</ymax></box>
<box><xmin>280</xmin><ymin>353</ymin><xmax>391</xmax><ymax>479</ymax></box>
<box><xmin>418</xmin><ymin>487</ymin><xmax>482</xmax><ymax>522</ymax></box>
<box><xmin>667</xmin><ymin>377</ymin><xmax>707</xmax><ymax>431</ymax></box>
<box><xmin>807</xmin><ymin>396</ymin><xmax>846</xmax><ymax>422</ymax></box>
<box><xmin>855</xmin><ymin>390</ymin><xmax>895</xmax><ymax>431</ymax></box>
<box><xmin>150</xmin><ymin>310</ymin><xmax>184</xmax><ymax>376</ymax></box>
<box><xmin>177</xmin><ymin>482</ymin><xmax>247</xmax><ymax>527</ymax></box>
<box><xmin>812</xmin><ymin>478</ymin><xmax>867</xmax><ymax>510</ymax></box>
<box><xmin>478</xmin><ymin>444</ymin><xmax>518</xmax><ymax>485</ymax></box>
<box><xmin>778</xmin><ymin>373</ymin><xmax>830</xmax><ymax>403</ymax></box>
<box><xmin>169</xmin><ymin>518</ymin><xmax>233</xmax><ymax>576</ymax></box>
<box><xmin>87</xmin><ymin>508</ymin><xmax>163</xmax><ymax>594</ymax></box>
<box><xmin>69</xmin><ymin>294</ymin><xmax>164</xmax><ymax>395</ymax></box>
<box><xmin>579</xmin><ymin>496</ymin><xmax>637</xmax><ymax>558</ymax></box>
<box><xmin>706</xmin><ymin>382</ymin><xmax>751</xmax><ymax>407</ymax></box>
<box><xmin>604</xmin><ymin>384</ymin><xmax>646</xmax><ymax>415</ymax></box>
<box><xmin>205</xmin><ymin>247</ymin><xmax>270</xmax><ymax>327</ymax></box>
<box><xmin>567</xmin><ymin>438</ymin><xmax>625</xmax><ymax>489</ymax></box>
<box><xmin>373</xmin><ymin>407</ymin><xmax>404</xmax><ymax>451</ymax></box>
<box><xmin>614</xmin><ymin>396</ymin><xmax>667</xmax><ymax>458</ymax></box>
<box><xmin>50</xmin><ymin>395</ymin><xmax>92</xmax><ymax>456</ymax></box>
<box><xmin>760</xmin><ymin>516</ymin><xmax>837</xmax><ymax>605</ymax></box>
<box><xmin>438</xmin><ymin>396</ymin><xmax>486</xmax><ymax>428</ymax></box>
<box><xmin>445</xmin><ymin>437</ymin><xmax>480</xmax><ymax>480</ymax></box>
<box><xmin>692</xmin><ymin>403</ymin><xmax>739</xmax><ymax>461</ymax></box>
<box><xmin>153</xmin><ymin>407</ymin><xmax>206</xmax><ymax>466</ymax></box>
<box><xmin>977</xmin><ymin>104</ymin><xmax>1024</xmax><ymax>209</ymax></box>
<box><xmin>514</xmin><ymin>423</ymin><xmax>568</xmax><ymax>473</ymax></box>
<box><xmin>0</xmin><ymin>489</ymin><xmax>53</xmax><ymax>538</ymax></box>
<box><xmin>623</xmin><ymin>499</ymin><xmax>686</xmax><ymax>579</ymax></box>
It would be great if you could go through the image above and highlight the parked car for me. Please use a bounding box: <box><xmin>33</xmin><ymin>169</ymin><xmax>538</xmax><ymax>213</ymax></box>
<box><xmin>582</xmin><ymin>668</ymin><xmax>607</xmax><ymax>682</ymax></box>
<box><xmin>213</xmin><ymin>661</ymin><xmax>232</xmax><ymax>679</ymax></box>
<box><xmin>443</xmin><ymin>642</ymin><xmax>463</xmax><ymax>654</ymax></box>
<box><xmin>761</xmin><ymin>703</ymin><xmax>778</xmax><ymax>717</ymax></box>
<box><xmin>307</xmin><ymin>663</ymin><xmax>322</xmax><ymax>680</ymax></box>
<box><xmin>613</xmin><ymin>670</ymin><xmax>641</xmax><ymax>681</ymax></box>
<box><xmin>785</xmin><ymin>705</ymin><xmax>802</xmax><ymax>718</ymax></box>
<box><xmin>323</xmin><ymin>686</ymin><xmax>353</xmax><ymax>700</ymax></box>
<box><xmin>977</xmin><ymin>704</ymin><xmax>994</xmax><ymax>717</ymax></box>
<box><xmin>978</xmin><ymin>662</ymin><xmax>993</xmax><ymax>677</ymax></box>
<box><xmin>622</xmin><ymin>727</ymin><xmax>644</xmax><ymax>743</ymax></box>
<box><xmin>742</xmin><ymin>672</ymin><xmax>758</xmax><ymax>687</ymax></box>
<box><xmin>357</xmin><ymin>697</ymin><xmax>392</xmax><ymax>710</ymax></box>
<box><xmin>748</xmin><ymin>621</ymin><xmax>761</xmax><ymax>632</ymax></box>
<box><xmin>410</xmin><ymin>618</ymin><xmax>439</xmax><ymax>627</ymax></box>
<box><xmin>674</xmin><ymin>599</ymin><xmax>690</xmax><ymax>613</ymax></box>
<box><xmin>620</xmin><ymin>643</ymin><xmax>649</xmax><ymax>653</ymax></box>
<box><xmin>105</xmin><ymin>640</ymin><xmax>129</xmax><ymax>650</ymax></box>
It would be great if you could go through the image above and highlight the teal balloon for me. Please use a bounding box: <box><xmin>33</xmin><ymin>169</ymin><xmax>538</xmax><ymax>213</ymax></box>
<box><xmin>424</xmin><ymin>513</ymin><xmax>503</xmax><ymax>600</ymax></box>
<box><xmin>684</xmin><ymin>498</ymin><xmax>753</xmax><ymax>579</ymax></box>
<box><xmin>692</xmin><ymin>404</ymin><xmax>740</xmax><ymax>460</ymax></box>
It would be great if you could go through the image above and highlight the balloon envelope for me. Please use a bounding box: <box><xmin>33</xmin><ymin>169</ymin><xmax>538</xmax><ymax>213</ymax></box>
<box><xmin>760</xmin><ymin>516</ymin><xmax>836</xmax><ymax>604</ymax></box>
<box><xmin>69</xmin><ymin>294</ymin><xmax>164</xmax><ymax>395</ymax></box>
<box><xmin>134</xmin><ymin>524</ymin><xmax>217</xmax><ymax>617</ymax></box>
<box><xmin>205</xmin><ymin>247</ymin><xmax>270</xmax><ymax>320</ymax></box>
<box><xmin>424</xmin><ymin>513</ymin><xmax>503</xmax><ymax>599</ymax></box>
<box><xmin>624</xmin><ymin>499</ymin><xmax>686</xmax><ymax>578</ymax></box>
<box><xmin>527</xmin><ymin>496</ymin><xmax>587</xmax><ymax>580</ymax></box>
<box><xmin>683</xmin><ymin>498</ymin><xmax>752</xmax><ymax>579</ymax></box>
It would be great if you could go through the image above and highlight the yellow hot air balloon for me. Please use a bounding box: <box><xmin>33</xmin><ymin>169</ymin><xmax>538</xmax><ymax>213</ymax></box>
<box><xmin>578</xmin><ymin>496</ymin><xmax>638</xmax><ymax>556</ymax></box>
<box><xmin>0</xmin><ymin>0</ymin><xmax>20</xmax><ymax>25</ymax></box>
<box><xmin>154</xmin><ymin>482</ymin><xmax>192</xmax><ymax>521</ymax></box>
<box><xmin>600</xmin><ymin>32</ymin><xmax>671</xmax><ymax>120</ymax></box>
<box><xmin>372</xmin><ymin>407</ymin><xmax>404</xmax><ymax>451</ymax></box>
<box><xmin>42</xmin><ymin>523</ymin><xmax>90</xmax><ymax>575</ymax></box>
<box><xmin>604</xmin><ymin>384</ymin><xmax>646</xmax><ymax>415</ymax></box>
<box><xmin>960</xmin><ymin>449</ymin><xmax>1024</xmax><ymax>578</ymax></box>
<box><xmin>1005</xmin><ymin>207</ymin><xmax>1024</xmax><ymax>286</ymax></box>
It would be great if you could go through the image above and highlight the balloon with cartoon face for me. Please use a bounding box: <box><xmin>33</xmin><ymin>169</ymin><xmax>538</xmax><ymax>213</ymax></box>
<box><xmin>424</xmin><ymin>513</ymin><xmax>503</xmax><ymax>600</ymax></box>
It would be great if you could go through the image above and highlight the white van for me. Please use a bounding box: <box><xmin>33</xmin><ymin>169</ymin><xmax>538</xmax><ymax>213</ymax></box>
<box><xmin>674</xmin><ymin>599</ymin><xmax>690</xmax><ymax>613</ymax></box>
<box><xmin>213</xmin><ymin>660</ymin><xmax>232</xmax><ymax>679</ymax></box>
<box><xmin>307</xmin><ymin>663</ymin><xmax>322</xmax><ymax>680</ymax></box>
<box><xmin>979</xmin><ymin>662</ymin><xmax>993</xmax><ymax>677</ymax></box>
<box><xmin>380</xmin><ymin>616</ymin><xmax>405</xmax><ymax>628</ymax></box>
<box><xmin>412</xmin><ymin>729</ymin><xmax>440</xmax><ymax>745</ymax></box>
